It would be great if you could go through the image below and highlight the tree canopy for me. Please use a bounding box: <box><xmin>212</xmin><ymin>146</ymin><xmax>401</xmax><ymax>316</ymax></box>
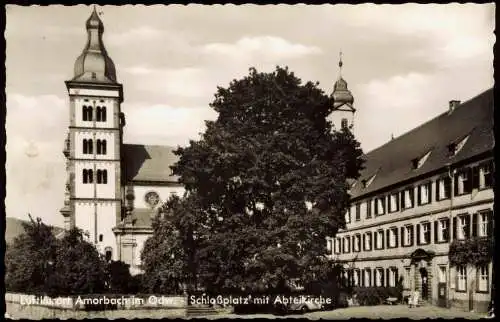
<box><xmin>5</xmin><ymin>216</ymin><xmax>134</xmax><ymax>296</ymax></box>
<box><xmin>147</xmin><ymin>66</ymin><xmax>364</xmax><ymax>294</ymax></box>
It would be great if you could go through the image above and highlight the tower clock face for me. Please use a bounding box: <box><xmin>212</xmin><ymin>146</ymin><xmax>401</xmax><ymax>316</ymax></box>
<box><xmin>145</xmin><ymin>191</ymin><xmax>160</xmax><ymax>208</ymax></box>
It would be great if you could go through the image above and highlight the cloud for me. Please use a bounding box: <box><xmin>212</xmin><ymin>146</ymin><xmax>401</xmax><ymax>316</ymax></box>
<box><xmin>123</xmin><ymin>103</ymin><xmax>218</xmax><ymax>146</ymax></box>
<box><xmin>5</xmin><ymin>94</ymin><xmax>68</xmax><ymax>226</ymax></box>
<box><xmin>354</xmin><ymin>62</ymin><xmax>493</xmax><ymax>153</ymax></box>
<box><xmin>106</xmin><ymin>26</ymin><xmax>164</xmax><ymax>45</ymax></box>
<box><xmin>201</xmin><ymin>36</ymin><xmax>322</xmax><ymax>61</ymax></box>
<box><xmin>122</xmin><ymin>66</ymin><xmax>214</xmax><ymax>99</ymax></box>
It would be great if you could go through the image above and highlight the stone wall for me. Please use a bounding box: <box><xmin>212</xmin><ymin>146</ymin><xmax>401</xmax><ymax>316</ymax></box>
<box><xmin>5</xmin><ymin>293</ymin><xmax>188</xmax><ymax>319</ymax></box>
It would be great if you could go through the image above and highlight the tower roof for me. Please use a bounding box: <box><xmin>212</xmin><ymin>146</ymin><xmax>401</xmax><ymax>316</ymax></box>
<box><xmin>72</xmin><ymin>6</ymin><xmax>117</xmax><ymax>83</ymax></box>
<box><xmin>331</xmin><ymin>51</ymin><xmax>354</xmax><ymax>108</ymax></box>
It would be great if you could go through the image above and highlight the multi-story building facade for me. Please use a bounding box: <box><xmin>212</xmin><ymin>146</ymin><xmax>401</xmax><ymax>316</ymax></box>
<box><xmin>327</xmin><ymin>89</ymin><xmax>494</xmax><ymax>312</ymax></box>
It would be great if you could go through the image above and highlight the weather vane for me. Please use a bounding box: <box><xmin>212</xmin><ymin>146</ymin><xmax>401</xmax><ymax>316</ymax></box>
<box><xmin>339</xmin><ymin>50</ymin><xmax>343</xmax><ymax>76</ymax></box>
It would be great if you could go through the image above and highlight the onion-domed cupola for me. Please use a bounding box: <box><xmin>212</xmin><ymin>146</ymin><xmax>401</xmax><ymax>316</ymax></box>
<box><xmin>72</xmin><ymin>6</ymin><xmax>117</xmax><ymax>83</ymax></box>
<box><xmin>331</xmin><ymin>51</ymin><xmax>354</xmax><ymax>109</ymax></box>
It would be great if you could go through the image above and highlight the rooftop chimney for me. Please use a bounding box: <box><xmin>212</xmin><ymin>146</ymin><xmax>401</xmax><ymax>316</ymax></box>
<box><xmin>449</xmin><ymin>100</ymin><xmax>461</xmax><ymax>113</ymax></box>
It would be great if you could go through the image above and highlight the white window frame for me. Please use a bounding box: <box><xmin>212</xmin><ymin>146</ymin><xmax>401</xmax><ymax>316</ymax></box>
<box><xmin>364</xmin><ymin>269</ymin><xmax>372</xmax><ymax>287</ymax></box>
<box><xmin>479</xmin><ymin>163</ymin><xmax>492</xmax><ymax>189</ymax></box>
<box><xmin>364</xmin><ymin>232</ymin><xmax>372</xmax><ymax>251</ymax></box>
<box><xmin>343</xmin><ymin>236</ymin><xmax>351</xmax><ymax>253</ymax></box>
<box><xmin>419</xmin><ymin>183</ymin><xmax>430</xmax><ymax>205</ymax></box>
<box><xmin>402</xmin><ymin>188</ymin><xmax>414</xmax><ymax>209</ymax></box>
<box><xmin>437</xmin><ymin>219</ymin><xmax>449</xmax><ymax>242</ymax></box>
<box><xmin>388</xmin><ymin>267</ymin><xmax>397</xmax><ymax>287</ymax></box>
<box><xmin>388</xmin><ymin>227</ymin><xmax>397</xmax><ymax>248</ymax></box>
<box><xmin>477</xmin><ymin>264</ymin><xmax>489</xmax><ymax>292</ymax></box>
<box><xmin>353</xmin><ymin>234</ymin><xmax>361</xmax><ymax>252</ymax></box>
<box><xmin>389</xmin><ymin>193</ymin><xmax>399</xmax><ymax>213</ymax></box>
<box><xmin>403</xmin><ymin>225</ymin><xmax>412</xmax><ymax>246</ymax></box>
<box><xmin>478</xmin><ymin>212</ymin><xmax>489</xmax><ymax>237</ymax></box>
<box><xmin>420</xmin><ymin>222</ymin><xmax>430</xmax><ymax>244</ymax></box>
<box><xmin>335</xmin><ymin>237</ymin><xmax>342</xmax><ymax>254</ymax></box>
<box><xmin>376</xmin><ymin>197</ymin><xmax>385</xmax><ymax>215</ymax></box>
<box><xmin>353</xmin><ymin>269</ymin><xmax>360</xmax><ymax>286</ymax></box>
<box><xmin>457</xmin><ymin>171</ymin><xmax>470</xmax><ymax>195</ymax></box>
<box><xmin>457</xmin><ymin>266</ymin><xmax>467</xmax><ymax>292</ymax></box>
<box><xmin>376</xmin><ymin>230</ymin><xmax>384</xmax><ymax>249</ymax></box>
<box><xmin>375</xmin><ymin>268</ymin><xmax>383</xmax><ymax>287</ymax></box>
<box><xmin>458</xmin><ymin>216</ymin><xmax>468</xmax><ymax>240</ymax></box>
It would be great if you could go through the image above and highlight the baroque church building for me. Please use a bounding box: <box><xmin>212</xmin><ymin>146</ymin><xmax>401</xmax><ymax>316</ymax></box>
<box><xmin>60</xmin><ymin>8</ymin><xmax>355</xmax><ymax>274</ymax></box>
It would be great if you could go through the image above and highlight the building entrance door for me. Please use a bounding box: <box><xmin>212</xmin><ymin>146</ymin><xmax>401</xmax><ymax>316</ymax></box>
<box><xmin>420</xmin><ymin>267</ymin><xmax>429</xmax><ymax>301</ymax></box>
<box><xmin>437</xmin><ymin>283</ymin><xmax>447</xmax><ymax>307</ymax></box>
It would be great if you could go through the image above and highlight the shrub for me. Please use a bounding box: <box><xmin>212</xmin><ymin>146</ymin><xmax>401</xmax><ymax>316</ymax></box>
<box><xmin>353</xmin><ymin>287</ymin><xmax>403</xmax><ymax>306</ymax></box>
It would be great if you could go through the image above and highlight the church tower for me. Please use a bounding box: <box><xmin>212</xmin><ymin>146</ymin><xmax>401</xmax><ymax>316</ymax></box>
<box><xmin>329</xmin><ymin>51</ymin><xmax>356</xmax><ymax>134</ymax></box>
<box><xmin>60</xmin><ymin>7</ymin><xmax>124</xmax><ymax>261</ymax></box>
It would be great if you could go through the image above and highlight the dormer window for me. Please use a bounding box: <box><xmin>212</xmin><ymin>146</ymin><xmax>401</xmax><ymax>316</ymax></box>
<box><xmin>412</xmin><ymin>150</ymin><xmax>432</xmax><ymax>170</ymax></box>
<box><xmin>448</xmin><ymin>135</ymin><xmax>470</xmax><ymax>157</ymax></box>
<box><xmin>362</xmin><ymin>173</ymin><xmax>377</xmax><ymax>188</ymax></box>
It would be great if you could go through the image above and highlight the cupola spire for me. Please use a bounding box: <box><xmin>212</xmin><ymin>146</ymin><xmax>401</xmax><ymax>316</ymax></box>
<box><xmin>71</xmin><ymin>6</ymin><xmax>117</xmax><ymax>83</ymax></box>
<box><xmin>331</xmin><ymin>50</ymin><xmax>354</xmax><ymax>109</ymax></box>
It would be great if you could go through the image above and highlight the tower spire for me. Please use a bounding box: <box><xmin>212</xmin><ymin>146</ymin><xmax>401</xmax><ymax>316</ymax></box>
<box><xmin>339</xmin><ymin>50</ymin><xmax>343</xmax><ymax>77</ymax></box>
<box><xmin>71</xmin><ymin>6</ymin><xmax>117</xmax><ymax>83</ymax></box>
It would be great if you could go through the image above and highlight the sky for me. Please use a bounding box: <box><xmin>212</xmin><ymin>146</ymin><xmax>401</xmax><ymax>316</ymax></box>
<box><xmin>5</xmin><ymin>4</ymin><xmax>495</xmax><ymax>227</ymax></box>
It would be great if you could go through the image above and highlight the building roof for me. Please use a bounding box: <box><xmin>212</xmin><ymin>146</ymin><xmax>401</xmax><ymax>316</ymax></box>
<box><xmin>72</xmin><ymin>7</ymin><xmax>117</xmax><ymax>84</ymax></box>
<box><xmin>122</xmin><ymin>144</ymin><xmax>180</xmax><ymax>183</ymax></box>
<box><xmin>115</xmin><ymin>208</ymin><xmax>155</xmax><ymax>229</ymax></box>
<box><xmin>350</xmin><ymin>88</ymin><xmax>494</xmax><ymax>199</ymax></box>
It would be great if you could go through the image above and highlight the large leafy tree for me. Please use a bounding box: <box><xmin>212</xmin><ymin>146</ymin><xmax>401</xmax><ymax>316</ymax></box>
<box><xmin>170</xmin><ymin>66</ymin><xmax>364</xmax><ymax>294</ymax></box>
<box><xmin>141</xmin><ymin>194</ymin><xmax>204</xmax><ymax>294</ymax></box>
<box><xmin>46</xmin><ymin>227</ymin><xmax>108</xmax><ymax>296</ymax></box>
<box><xmin>5</xmin><ymin>215</ymin><xmax>58</xmax><ymax>294</ymax></box>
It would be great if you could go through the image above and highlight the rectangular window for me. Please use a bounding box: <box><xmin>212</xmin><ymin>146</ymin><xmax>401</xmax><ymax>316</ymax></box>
<box><xmin>479</xmin><ymin>161</ymin><xmax>493</xmax><ymax>189</ymax></box>
<box><xmin>364</xmin><ymin>269</ymin><xmax>372</xmax><ymax>287</ymax></box>
<box><xmin>457</xmin><ymin>214</ymin><xmax>470</xmax><ymax>240</ymax></box>
<box><xmin>345</xmin><ymin>208</ymin><xmax>351</xmax><ymax>224</ymax></box>
<box><xmin>418</xmin><ymin>182</ymin><xmax>431</xmax><ymax>205</ymax></box>
<box><xmin>402</xmin><ymin>225</ymin><xmax>414</xmax><ymax>247</ymax></box>
<box><xmin>343</xmin><ymin>236</ymin><xmax>351</xmax><ymax>253</ymax></box>
<box><xmin>375</xmin><ymin>230</ymin><xmax>384</xmax><ymax>250</ymax></box>
<box><xmin>418</xmin><ymin>222</ymin><xmax>431</xmax><ymax>245</ymax></box>
<box><xmin>387</xmin><ymin>227</ymin><xmax>398</xmax><ymax>248</ymax></box>
<box><xmin>457</xmin><ymin>266</ymin><xmax>467</xmax><ymax>292</ymax></box>
<box><xmin>436</xmin><ymin>218</ymin><xmax>450</xmax><ymax>243</ymax></box>
<box><xmin>335</xmin><ymin>237</ymin><xmax>342</xmax><ymax>254</ymax></box>
<box><xmin>388</xmin><ymin>193</ymin><xmax>399</xmax><ymax>213</ymax></box>
<box><xmin>401</xmin><ymin>187</ymin><xmax>414</xmax><ymax>209</ymax></box>
<box><xmin>353</xmin><ymin>269</ymin><xmax>360</xmax><ymax>286</ymax></box>
<box><xmin>439</xmin><ymin>266</ymin><xmax>447</xmax><ymax>283</ymax></box>
<box><xmin>477</xmin><ymin>264</ymin><xmax>489</xmax><ymax>292</ymax></box>
<box><xmin>404</xmin><ymin>267</ymin><xmax>411</xmax><ymax>289</ymax></box>
<box><xmin>327</xmin><ymin>239</ymin><xmax>333</xmax><ymax>254</ymax></box>
<box><xmin>355</xmin><ymin>203</ymin><xmax>361</xmax><ymax>221</ymax></box>
<box><xmin>477</xmin><ymin>211</ymin><xmax>491</xmax><ymax>237</ymax></box>
<box><xmin>353</xmin><ymin>234</ymin><xmax>361</xmax><ymax>252</ymax></box>
<box><xmin>375</xmin><ymin>268</ymin><xmax>384</xmax><ymax>287</ymax></box>
<box><xmin>436</xmin><ymin>177</ymin><xmax>452</xmax><ymax>201</ymax></box>
<box><xmin>375</xmin><ymin>197</ymin><xmax>386</xmax><ymax>216</ymax></box>
<box><xmin>363</xmin><ymin>232</ymin><xmax>372</xmax><ymax>251</ymax></box>
<box><xmin>366</xmin><ymin>199</ymin><xmax>372</xmax><ymax>219</ymax></box>
<box><xmin>388</xmin><ymin>267</ymin><xmax>398</xmax><ymax>287</ymax></box>
<box><xmin>455</xmin><ymin>168</ymin><xmax>472</xmax><ymax>195</ymax></box>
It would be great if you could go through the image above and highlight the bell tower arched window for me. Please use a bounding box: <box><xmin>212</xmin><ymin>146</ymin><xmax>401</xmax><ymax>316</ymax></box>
<box><xmin>96</xmin><ymin>139</ymin><xmax>107</xmax><ymax>155</ymax></box>
<box><xmin>83</xmin><ymin>169</ymin><xmax>94</xmax><ymax>184</ymax></box>
<box><xmin>97</xmin><ymin>169</ymin><xmax>108</xmax><ymax>184</ymax></box>
<box><xmin>82</xmin><ymin>105</ymin><xmax>93</xmax><ymax>121</ymax></box>
<box><xmin>96</xmin><ymin>106</ymin><xmax>107</xmax><ymax>122</ymax></box>
<box><xmin>83</xmin><ymin>139</ymin><xmax>93</xmax><ymax>154</ymax></box>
